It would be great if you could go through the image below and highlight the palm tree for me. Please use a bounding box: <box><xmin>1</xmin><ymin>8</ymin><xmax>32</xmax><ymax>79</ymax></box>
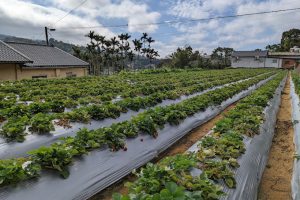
<box><xmin>127</xmin><ymin>50</ymin><xmax>134</xmax><ymax>69</ymax></box>
<box><xmin>146</xmin><ymin>37</ymin><xmax>157</xmax><ymax>65</ymax></box>
<box><xmin>133</xmin><ymin>39</ymin><xmax>143</xmax><ymax>69</ymax></box>
<box><xmin>147</xmin><ymin>37</ymin><xmax>155</xmax><ymax>48</ymax></box>
<box><xmin>118</xmin><ymin>33</ymin><xmax>131</xmax><ymax>70</ymax></box>
<box><xmin>109</xmin><ymin>37</ymin><xmax>120</xmax><ymax>73</ymax></box>
<box><xmin>86</xmin><ymin>31</ymin><xmax>95</xmax><ymax>43</ymax></box>
<box><xmin>141</xmin><ymin>33</ymin><xmax>148</xmax><ymax>46</ymax></box>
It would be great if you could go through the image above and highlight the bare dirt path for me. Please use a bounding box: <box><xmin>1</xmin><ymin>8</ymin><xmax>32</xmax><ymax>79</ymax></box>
<box><xmin>91</xmin><ymin>104</ymin><xmax>237</xmax><ymax>200</ymax></box>
<box><xmin>258</xmin><ymin>74</ymin><xmax>295</xmax><ymax>200</ymax></box>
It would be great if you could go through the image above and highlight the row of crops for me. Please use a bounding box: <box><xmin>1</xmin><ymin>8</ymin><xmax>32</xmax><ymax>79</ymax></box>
<box><xmin>0</xmin><ymin>68</ymin><xmax>285</xmax><ymax>200</ymax></box>
<box><xmin>0</xmin><ymin>69</ymin><xmax>272</xmax><ymax>143</ymax></box>
<box><xmin>113</xmin><ymin>72</ymin><xmax>287</xmax><ymax>200</ymax></box>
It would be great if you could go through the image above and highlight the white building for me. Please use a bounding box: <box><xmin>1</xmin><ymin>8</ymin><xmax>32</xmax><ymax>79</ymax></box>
<box><xmin>231</xmin><ymin>51</ymin><xmax>282</xmax><ymax>68</ymax></box>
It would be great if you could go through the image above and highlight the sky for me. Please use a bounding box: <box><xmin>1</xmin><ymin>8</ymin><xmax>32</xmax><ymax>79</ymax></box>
<box><xmin>0</xmin><ymin>0</ymin><xmax>300</xmax><ymax>57</ymax></box>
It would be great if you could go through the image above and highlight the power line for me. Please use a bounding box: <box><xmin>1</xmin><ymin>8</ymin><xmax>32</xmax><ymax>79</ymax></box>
<box><xmin>53</xmin><ymin>0</ymin><xmax>88</xmax><ymax>26</ymax></box>
<box><xmin>57</xmin><ymin>7</ymin><xmax>300</xmax><ymax>30</ymax></box>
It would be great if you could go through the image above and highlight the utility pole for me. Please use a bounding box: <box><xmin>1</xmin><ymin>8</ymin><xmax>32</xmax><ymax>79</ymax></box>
<box><xmin>44</xmin><ymin>27</ymin><xmax>56</xmax><ymax>46</ymax></box>
<box><xmin>45</xmin><ymin>27</ymin><xmax>49</xmax><ymax>46</ymax></box>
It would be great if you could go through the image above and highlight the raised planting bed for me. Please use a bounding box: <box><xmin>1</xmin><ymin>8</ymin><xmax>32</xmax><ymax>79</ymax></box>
<box><xmin>0</xmin><ymin>71</ymin><xmax>279</xmax><ymax>200</ymax></box>
<box><xmin>291</xmin><ymin>72</ymin><xmax>300</xmax><ymax>200</ymax></box>
<box><xmin>0</xmin><ymin>71</ymin><xmax>275</xmax><ymax>159</ymax></box>
<box><xmin>0</xmin><ymin>69</ymin><xmax>273</xmax><ymax>143</ymax></box>
<box><xmin>112</xmin><ymin>72</ymin><xmax>286</xmax><ymax>200</ymax></box>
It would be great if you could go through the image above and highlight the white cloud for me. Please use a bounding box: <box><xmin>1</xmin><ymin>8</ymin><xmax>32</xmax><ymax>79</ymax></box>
<box><xmin>1</xmin><ymin>0</ymin><xmax>300</xmax><ymax>57</ymax></box>
<box><xmin>0</xmin><ymin>0</ymin><xmax>160</xmax><ymax>45</ymax></box>
<box><xmin>165</xmin><ymin>0</ymin><xmax>300</xmax><ymax>53</ymax></box>
<box><xmin>51</xmin><ymin>0</ymin><xmax>160</xmax><ymax>32</ymax></box>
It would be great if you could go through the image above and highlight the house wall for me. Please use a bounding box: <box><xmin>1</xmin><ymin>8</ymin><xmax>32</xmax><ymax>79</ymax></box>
<box><xmin>17</xmin><ymin>67</ymin><xmax>57</xmax><ymax>79</ymax></box>
<box><xmin>231</xmin><ymin>57</ymin><xmax>266</xmax><ymax>68</ymax></box>
<box><xmin>265</xmin><ymin>58</ymin><xmax>282</xmax><ymax>68</ymax></box>
<box><xmin>18</xmin><ymin>67</ymin><xmax>87</xmax><ymax>79</ymax></box>
<box><xmin>0</xmin><ymin>65</ymin><xmax>87</xmax><ymax>81</ymax></box>
<box><xmin>58</xmin><ymin>67</ymin><xmax>87</xmax><ymax>77</ymax></box>
<box><xmin>231</xmin><ymin>57</ymin><xmax>281</xmax><ymax>68</ymax></box>
<box><xmin>0</xmin><ymin>63</ymin><xmax>17</xmax><ymax>81</ymax></box>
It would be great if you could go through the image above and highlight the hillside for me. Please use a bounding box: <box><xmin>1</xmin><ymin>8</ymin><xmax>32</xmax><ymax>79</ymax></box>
<box><xmin>0</xmin><ymin>34</ymin><xmax>84</xmax><ymax>54</ymax></box>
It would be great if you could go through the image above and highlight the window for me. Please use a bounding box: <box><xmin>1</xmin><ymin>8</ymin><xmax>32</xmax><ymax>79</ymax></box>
<box><xmin>32</xmin><ymin>75</ymin><xmax>47</xmax><ymax>79</ymax></box>
<box><xmin>66</xmin><ymin>72</ymin><xmax>77</xmax><ymax>77</ymax></box>
<box><xmin>272</xmin><ymin>59</ymin><xmax>277</xmax><ymax>63</ymax></box>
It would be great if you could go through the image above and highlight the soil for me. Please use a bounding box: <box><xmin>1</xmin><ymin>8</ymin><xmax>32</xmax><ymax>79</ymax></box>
<box><xmin>91</xmin><ymin>104</ymin><xmax>237</xmax><ymax>200</ymax></box>
<box><xmin>258</xmin><ymin>75</ymin><xmax>295</xmax><ymax>200</ymax></box>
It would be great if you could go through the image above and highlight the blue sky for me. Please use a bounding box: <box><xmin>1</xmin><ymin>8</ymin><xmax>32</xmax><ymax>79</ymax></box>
<box><xmin>0</xmin><ymin>0</ymin><xmax>300</xmax><ymax>57</ymax></box>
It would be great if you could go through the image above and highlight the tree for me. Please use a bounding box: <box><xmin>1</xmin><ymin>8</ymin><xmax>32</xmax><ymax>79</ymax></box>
<box><xmin>281</xmin><ymin>28</ymin><xmax>300</xmax><ymax>51</ymax></box>
<box><xmin>168</xmin><ymin>46</ymin><xmax>196</xmax><ymax>68</ymax></box>
<box><xmin>266</xmin><ymin>28</ymin><xmax>300</xmax><ymax>52</ymax></box>
<box><xmin>132</xmin><ymin>39</ymin><xmax>143</xmax><ymax>69</ymax></box>
<box><xmin>265</xmin><ymin>44</ymin><xmax>282</xmax><ymax>52</ymax></box>
<box><xmin>85</xmin><ymin>31</ymin><xmax>159</xmax><ymax>74</ymax></box>
<box><xmin>211</xmin><ymin>47</ymin><xmax>234</xmax><ymax>68</ymax></box>
<box><xmin>118</xmin><ymin>33</ymin><xmax>131</xmax><ymax>70</ymax></box>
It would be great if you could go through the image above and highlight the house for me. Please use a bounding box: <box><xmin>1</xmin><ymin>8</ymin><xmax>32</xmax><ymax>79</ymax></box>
<box><xmin>231</xmin><ymin>49</ymin><xmax>300</xmax><ymax>69</ymax></box>
<box><xmin>231</xmin><ymin>50</ymin><xmax>281</xmax><ymax>68</ymax></box>
<box><xmin>0</xmin><ymin>41</ymin><xmax>89</xmax><ymax>81</ymax></box>
<box><xmin>268</xmin><ymin>52</ymin><xmax>300</xmax><ymax>70</ymax></box>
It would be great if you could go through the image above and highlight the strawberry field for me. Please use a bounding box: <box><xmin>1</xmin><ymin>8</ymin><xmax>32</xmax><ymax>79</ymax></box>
<box><xmin>0</xmin><ymin>68</ymin><xmax>288</xmax><ymax>200</ymax></box>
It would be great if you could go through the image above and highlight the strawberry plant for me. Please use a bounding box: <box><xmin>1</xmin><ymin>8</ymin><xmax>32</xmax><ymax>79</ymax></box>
<box><xmin>87</xmin><ymin>105</ymin><xmax>109</xmax><ymax>120</ymax></box>
<box><xmin>63</xmin><ymin>98</ymin><xmax>78</xmax><ymax>108</ymax></box>
<box><xmin>105</xmin><ymin>103</ymin><xmax>123</xmax><ymax>119</ymax></box>
<box><xmin>0</xmin><ymin>159</ymin><xmax>40</xmax><ymax>186</ymax></box>
<box><xmin>3</xmin><ymin>104</ymin><xmax>29</xmax><ymax>118</ymax></box>
<box><xmin>133</xmin><ymin>114</ymin><xmax>158</xmax><ymax>137</ymax></box>
<box><xmin>0</xmin><ymin>69</ymin><xmax>282</xmax><ymax>188</ymax></box>
<box><xmin>98</xmin><ymin>127</ymin><xmax>126</xmax><ymax>151</ymax></box>
<box><xmin>50</xmin><ymin>100</ymin><xmax>65</xmax><ymax>113</ymax></box>
<box><xmin>29</xmin><ymin>113</ymin><xmax>55</xmax><ymax>134</ymax></box>
<box><xmin>73</xmin><ymin>128</ymin><xmax>106</xmax><ymax>150</ymax></box>
<box><xmin>28</xmin><ymin>102</ymin><xmax>51</xmax><ymax>114</ymax></box>
<box><xmin>164</xmin><ymin>109</ymin><xmax>187</xmax><ymax>125</ymax></box>
<box><xmin>111</xmin><ymin>121</ymin><xmax>139</xmax><ymax>138</ymax></box>
<box><xmin>202</xmin><ymin>160</ymin><xmax>236</xmax><ymax>188</ymax></box>
<box><xmin>0</xmin><ymin>116</ymin><xmax>29</xmax><ymax>142</ymax></box>
<box><xmin>29</xmin><ymin>144</ymin><xmax>74</xmax><ymax>178</ymax></box>
<box><xmin>64</xmin><ymin>108</ymin><xmax>91</xmax><ymax>123</ymax></box>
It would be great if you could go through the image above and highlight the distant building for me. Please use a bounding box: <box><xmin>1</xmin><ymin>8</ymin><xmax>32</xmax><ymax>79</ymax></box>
<box><xmin>231</xmin><ymin>50</ymin><xmax>281</xmax><ymax>68</ymax></box>
<box><xmin>231</xmin><ymin>49</ymin><xmax>300</xmax><ymax>69</ymax></box>
<box><xmin>290</xmin><ymin>46</ymin><xmax>300</xmax><ymax>53</ymax></box>
<box><xmin>268</xmin><ymin>51</ymin><xmax>300</xmax><ymax>70</ymax></box>
<box><xmin>0</xmin><ymin>41</ymin><xmax>89</xmax><ymax>81</ymax></box>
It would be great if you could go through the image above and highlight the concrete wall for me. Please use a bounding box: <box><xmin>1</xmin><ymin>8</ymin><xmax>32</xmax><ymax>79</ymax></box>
<box><xmin>18</xmin><ymin>67</ymin><xmax>87</xmax><ymax>79</ymax></box>
<box><xmin>0</xmin><ymin>64</ymin><xmax>87</xmax><ymax>81</ymax></box>
<box><xmin>58</xmin><ymin>68</ymin><xmax>87</xmax><ymax>77</ymax></box>
<box><xmin>0</xmin><ymin>63</ymin><xmax>17</xmax><ymax>81</ymax></box>
<box><xmin>265</xmin><ymin>58</ymin><xmax>282</xmax><ymax>68</ymax></box>
<box><xmin>17</xmin><ymin>67</ymin><xmax>57</xmax><ymax>79</ymax></box>
<box><xmin>231</xmin><ymin>57</ymin><xmax>281</xmax><ymax>68</ymax></box>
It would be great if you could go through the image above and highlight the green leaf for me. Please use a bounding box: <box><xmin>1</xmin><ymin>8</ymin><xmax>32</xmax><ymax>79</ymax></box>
<box><xmin>224</xmin><ymin>177</ymin><xmax>236</xmax><ymax>188</ymax></box>
<box><xmin>60</xmin><ymin>168</ymin><xmax>70</xmax><ymax>179</ymax></box>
